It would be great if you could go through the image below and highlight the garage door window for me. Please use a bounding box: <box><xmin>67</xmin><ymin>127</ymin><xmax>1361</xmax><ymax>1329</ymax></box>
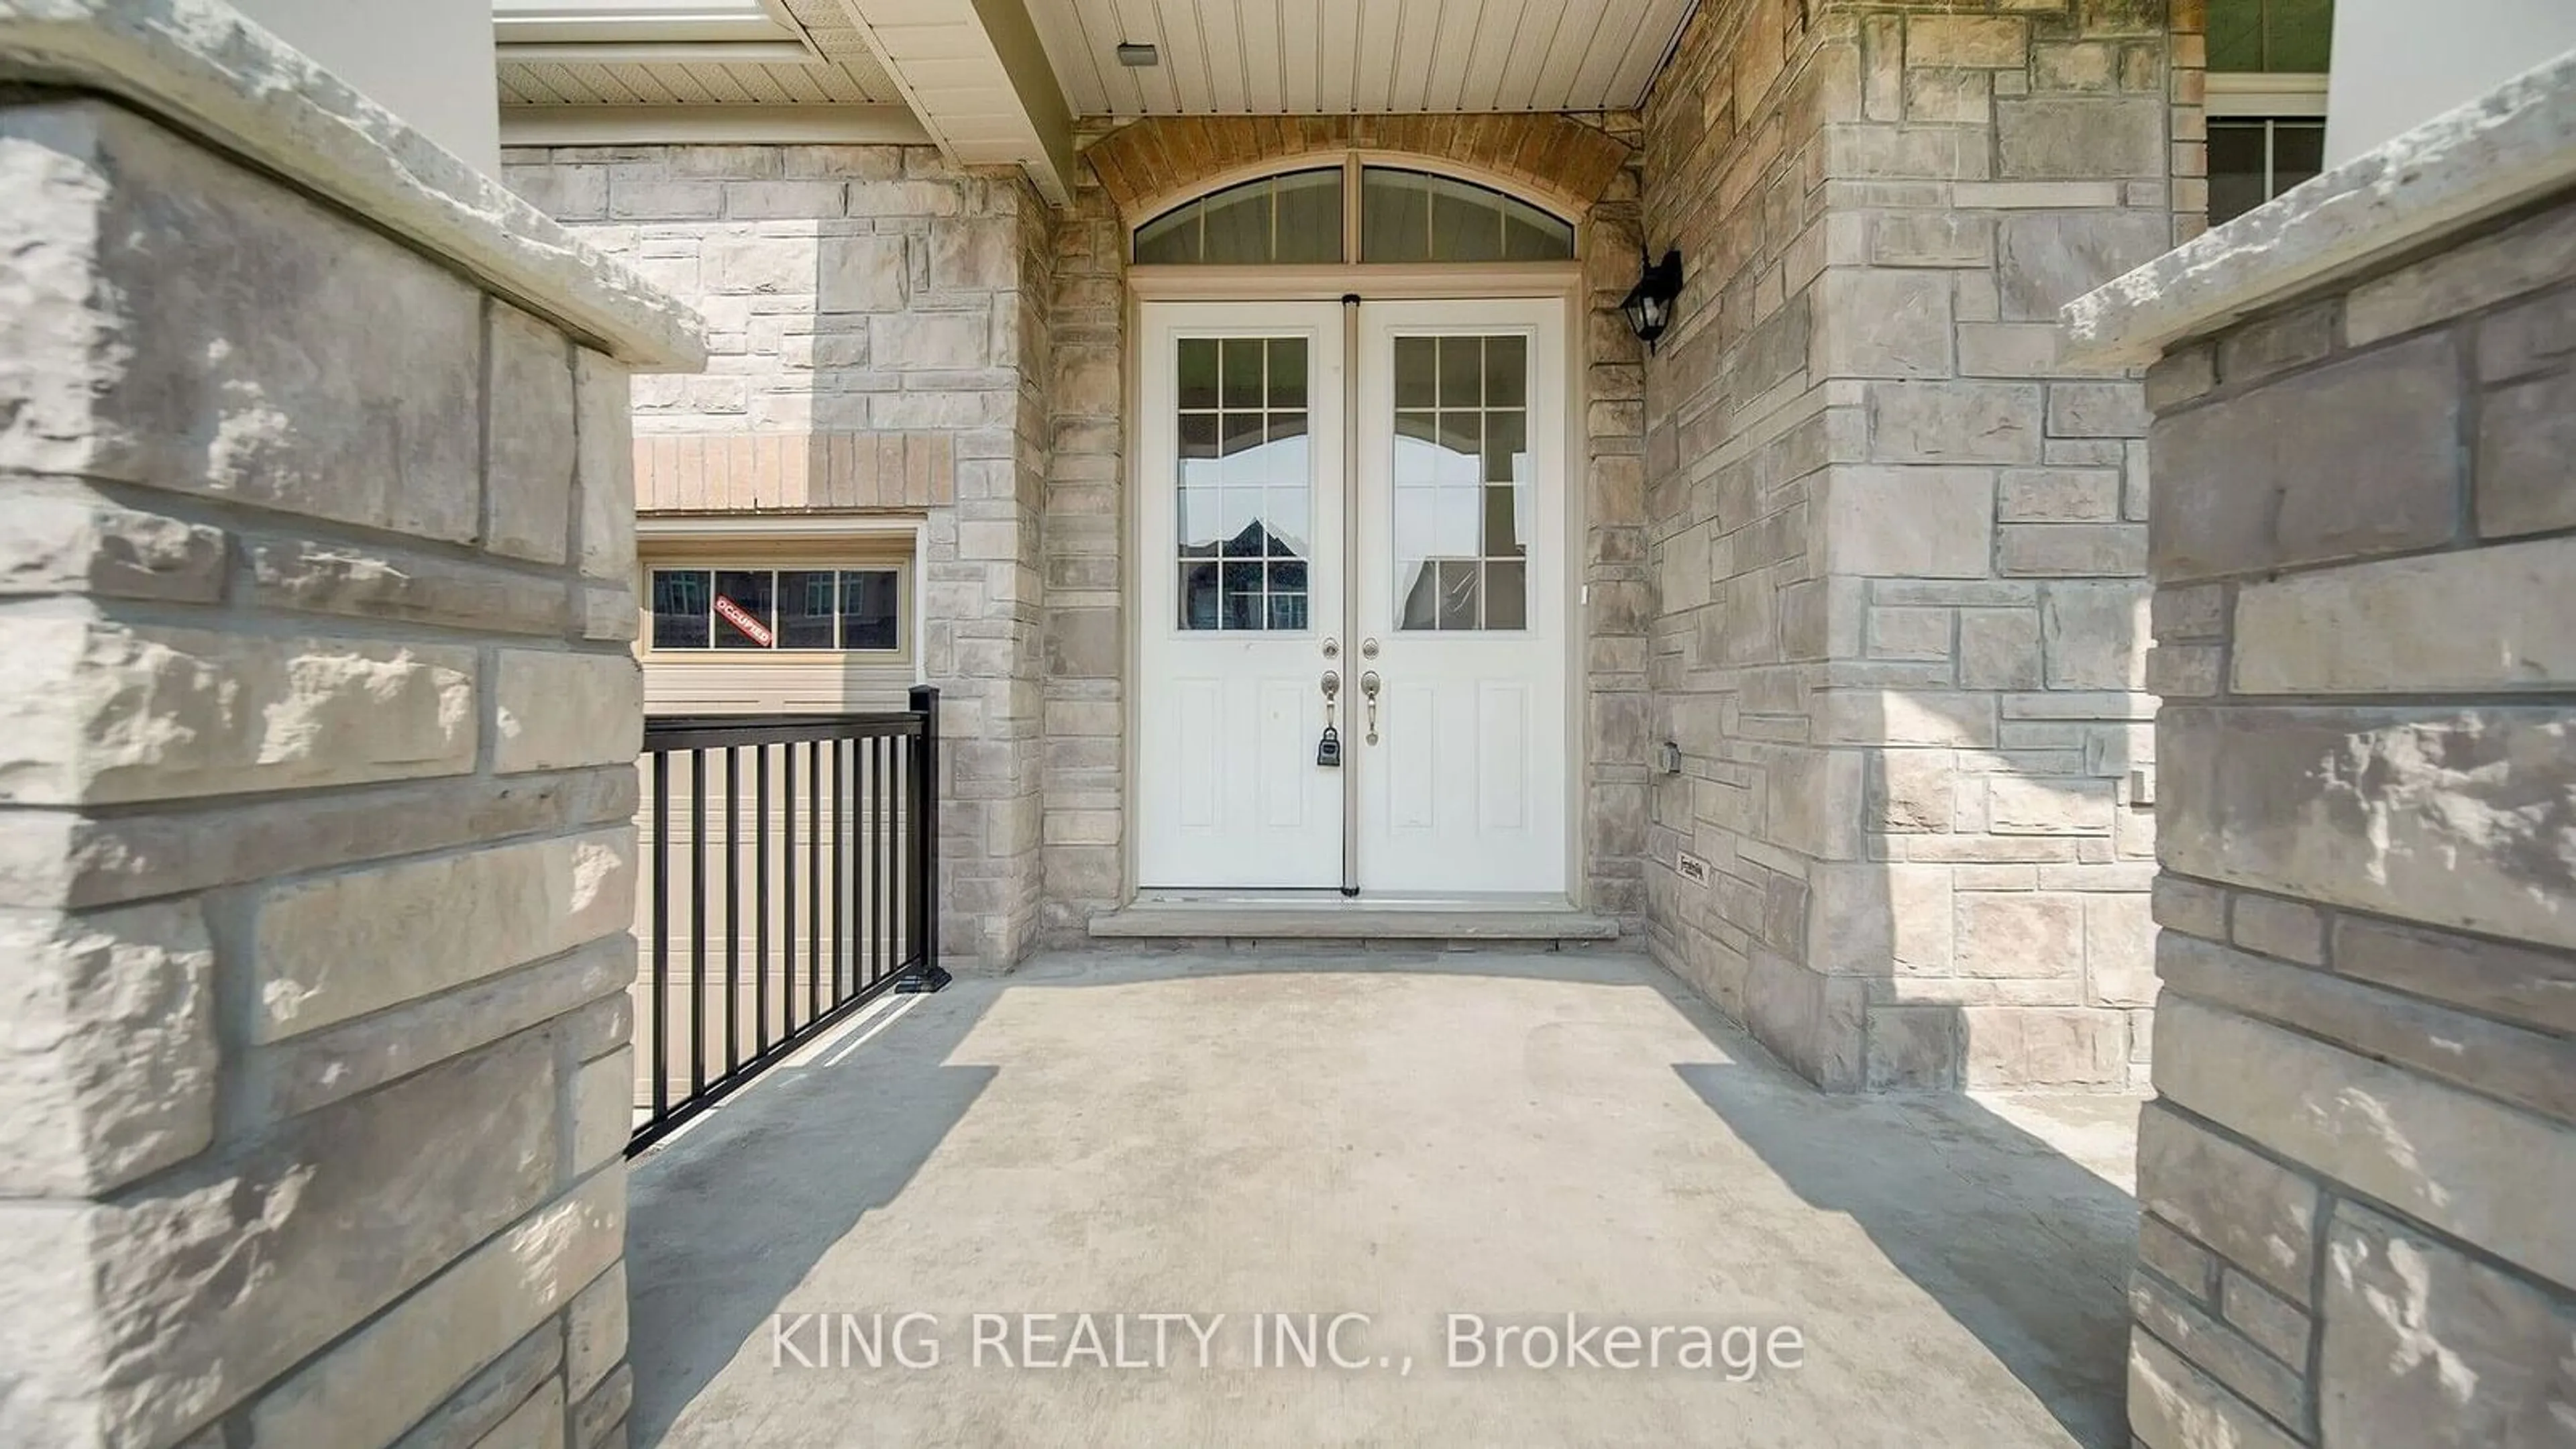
<box><xmin>649</xmin><ymin>566</ymin><xmax>902</xmax><ymax>652</ymax></box>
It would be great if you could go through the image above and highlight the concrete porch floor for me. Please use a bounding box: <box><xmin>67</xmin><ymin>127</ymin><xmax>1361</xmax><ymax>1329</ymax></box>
<box><xmin>626</xmin><ymin>949</ymin><xmax>2143</xmax><ymax>1448</ymax></box>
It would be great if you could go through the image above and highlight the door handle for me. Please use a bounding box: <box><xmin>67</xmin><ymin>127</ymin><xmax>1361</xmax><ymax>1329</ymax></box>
<box><xmin>1359</xmin><ymin>669</ymin><xmax>1380</xmax><ymax>745</ymax></box>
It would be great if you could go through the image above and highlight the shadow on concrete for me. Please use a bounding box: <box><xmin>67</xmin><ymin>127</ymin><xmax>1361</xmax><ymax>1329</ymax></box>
<box><xmin>1676</xmin><ymin>1055</ymin><xmax>2139</xmax><ymax>1449</ymax></box>
<box><xmin>625</xmin><ymin>985</ymin><xmax>996</xmax><ymax>1446</ymax></box>
<box><xmin>626</xmin><ymin>945</ymin><xmax>2139</xmax><ymax>1447</ymax></box>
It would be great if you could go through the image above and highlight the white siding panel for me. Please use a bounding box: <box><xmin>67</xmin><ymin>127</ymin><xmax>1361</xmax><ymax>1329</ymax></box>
<box><xmin>1311</xmin><ymin>0</ymin><xmax>1358</xmax><ymax>113</ymax></box>
<box><xmin>1351</xmin><ymin>0</ymin><xmax>1401</xmax><ymax>115</ymax></box>
<box><xmin>1387</xmin><ymin>0</ymin><xmax>1445</xmax><ymax>113</ymax></box>
<box><xmin>1457</xmin><ymin>0</ymin><xmax>1525</xmax><ymax>111</ymax></box>
<box><xmin>1154</xmin><ymin>0</ymin><xmax>1218</xmax><ymax>113</ymax></box>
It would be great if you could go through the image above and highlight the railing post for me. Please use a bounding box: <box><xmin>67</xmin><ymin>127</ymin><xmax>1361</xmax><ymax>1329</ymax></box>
<box><xmin>900</xmin><ymin>684</ymin><xmax>948</xmax><ymax>993</ymax></box>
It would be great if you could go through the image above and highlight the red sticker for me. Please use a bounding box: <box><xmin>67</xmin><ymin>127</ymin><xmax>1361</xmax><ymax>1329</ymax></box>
<box><xmin>713</xmin><ymin>595</ymin><xmax>775</xmax><ymax>647</ymax></box>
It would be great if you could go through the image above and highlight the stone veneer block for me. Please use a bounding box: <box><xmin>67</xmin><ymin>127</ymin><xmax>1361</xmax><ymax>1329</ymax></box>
<box><xmin>2148</xmin><ymin>333</ymin><xmax>2461</xmax><ymax>581</ymax></box>
<box><xmin>0</xmin><ymin>1032</ymin><xmax>562</xmax><ymax>1448</ymax></box>
<box><xmin>2157</xmin><ymin>998</ymin><xmax>2576</xmax><ymax>1293</ymax></box>
<box><xmin>2129</xmin><ymin>1331</ymin><xmax>2305</xmax><ymax>1449</ymax></box>
<box><xmin>1</xmin><ymin>616</ymin><xmax>480</xmax><ymax>806</ymax></box>
<box><xmin>2318</xmin><ymin>1202</ymin><xmax>2576</xmax><ymax>1446</ymax></box>
<box><xmin>247</xmin><ymin>1169</ymin><xmax>625</xmax><ymax>1449</ymax></box>
<box><xmin>2230</xmin><ymin>535</ymin><xmax>2576</xmax><ymax>692</ymax></box>
<box><xmin>2159</xmin><ymin>706</ymin><xmax>2576</xmax><ymax>952</ymax></box>
<box><xmin>2134</xmin><ymin>1100</ymin><xmax>2319</xmax><ymax>1305</ymax></box>
<box><xmin>0</xmin><ymin>901</ymin><xmax>215</xmax><ymax>1195</ymax></box>
<box><xmin>0</xmin><ymin>481</ymin><xmax>227</xmax><ymax>602</ymax></box>
<box><xmin>0</xmin><ymin>99</ymin><xmax>482</xmax><ymax>540</ymax></box>
<box><xmin>484</xmin><ymin>305</ymin><xmax>580</xmax><ymax>564</ymax></box>
<box><xmin>493</xmin><ymin>649</ymin><xmax>644</xmax><ymax>774</ymax></box>
<box><xmin>248</xmin><ymin>827</ymin><xmax>637</xmax><ymax>1042</ymax></box>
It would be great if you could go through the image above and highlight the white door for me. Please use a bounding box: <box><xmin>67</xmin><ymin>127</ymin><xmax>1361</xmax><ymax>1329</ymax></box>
<box><xmin>1134</xmin><ymin>297</ymin><xmax>1568</xmax><ymax>897</ymax></box>
<box><xmin>1352</xmin><ymin>298</ymin><xmax>1568</xmax><ymax>895</ymax></box>
<box><xmin>1136</xmin><ymin>302</ymin><xmax>1346</xmax><ymax>890</ymax></box>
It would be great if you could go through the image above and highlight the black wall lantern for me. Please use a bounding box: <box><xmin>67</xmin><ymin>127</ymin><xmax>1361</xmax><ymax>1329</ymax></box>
<box><xmin>1621</xmin><ymin>248</ymin><xmax>1685</xmax><ymax>354</ymax></box>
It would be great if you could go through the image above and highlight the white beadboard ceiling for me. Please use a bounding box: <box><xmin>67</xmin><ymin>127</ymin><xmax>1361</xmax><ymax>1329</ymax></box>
<box><xmin>1026</xmin><ymin>0</ymin><xmax>1692</xmax><ymax>116</ymax></box>
<box><xmin>498</xmin><ymin>0</ymin><xmax>905</xmax><ymax>107</ymax></box>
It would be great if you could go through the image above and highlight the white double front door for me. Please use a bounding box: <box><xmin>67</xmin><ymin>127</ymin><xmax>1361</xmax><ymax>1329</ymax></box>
<box><xmin>1135</xmin><ymin>297</ymin><xmax>1569</xmax><ymax>896</ymax></box>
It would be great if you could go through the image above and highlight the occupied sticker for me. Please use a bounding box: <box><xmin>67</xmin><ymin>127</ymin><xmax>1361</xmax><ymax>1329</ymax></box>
<box><xmin>714</xmin><ymin>595</ymin><xmax>775</xmax><ymax>647</ymax></box>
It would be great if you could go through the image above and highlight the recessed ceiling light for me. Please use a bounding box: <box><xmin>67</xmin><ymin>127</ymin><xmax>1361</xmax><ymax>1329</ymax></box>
<box><xmin>1116</xmin><ymin>42</ymin><xmax>1158</xmax><ymax>66</ymax></box>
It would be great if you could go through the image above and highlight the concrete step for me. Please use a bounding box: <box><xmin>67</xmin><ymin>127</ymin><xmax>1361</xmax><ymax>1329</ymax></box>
<box><xmin>1087</xmin><ymin>904</ymin><xmax>1621</xmax><ymax>942</ymax></box>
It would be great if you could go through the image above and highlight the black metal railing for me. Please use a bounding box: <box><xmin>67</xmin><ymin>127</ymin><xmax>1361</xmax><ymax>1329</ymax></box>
<box><xmin>630</xmin><ymin>686</ymin><xmax>943</xmax><ymax>1153</ymax></box>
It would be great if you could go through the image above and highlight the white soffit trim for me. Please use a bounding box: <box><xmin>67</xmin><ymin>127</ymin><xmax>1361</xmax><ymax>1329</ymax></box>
<box><xmin>502</xmin><ymin>103</ymin><xmax>930</xmax><ymax>144</ymax></box>
<box><xmin>495</xmin><ymin>0</ymin><xmax>828</xmax><ymax>67</ymax></box>
<box><xmin>837</xmin><ymin>0</ymin><xmax>1073</xmax><ymax>203</ymax></box>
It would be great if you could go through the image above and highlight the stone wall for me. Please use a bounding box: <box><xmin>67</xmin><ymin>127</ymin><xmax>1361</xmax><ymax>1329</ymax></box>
<box><xmin>502</xmin><ymin>142</ymin><xmax>1054</xmax><ymax>969</ymax></box>
<box><xmin>1578</xmin><ymin>118</ymin><xmax>1658</xmax><ymax>927</ymax></box>
<box><xmin>2118</xmin><ymin>186</ymin><xmax>2576</xmax><ymax>1449</ymax></box>
<box><xmin>1</xmin><ymin>93</ymin><xmax>676</xmax><ymax>1449</ymax></box>
<box><xmin>1639</xmin><ymin>0</ymin><xmax>2193</xmax><ymax>1089</ymax></box>
<box><xmin>1037</xmin><ymin>170</ymin><xmax>1127</xmax><ymax>943</ymax></box>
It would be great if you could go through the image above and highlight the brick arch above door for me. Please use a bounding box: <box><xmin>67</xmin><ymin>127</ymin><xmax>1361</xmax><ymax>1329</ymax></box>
<box><xmin>1079</xmin><ymin>113</ymin><xmax>1635</xmax><ymax>225</ymax></box>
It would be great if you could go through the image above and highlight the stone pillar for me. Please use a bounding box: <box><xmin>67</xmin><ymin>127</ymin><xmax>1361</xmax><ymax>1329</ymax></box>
<box><xmin>0</xmin><ymin>7</ymin><xmax>701</xmax><ymax>1447</ymax></box>
<box><xmin>2067</xmin><ymin>53</ymin><xmax>2576</xmax><ymax>1448</ymax></box>
<box><xmin>1643</xmin><ymin>0</ymin><xmax>2193</xmax><ymax>1089</ymax></box>
<box><xmin>1038</xmin><ymin>160</ymin><xmax>1129</xmax><ymax>945</ymax></box>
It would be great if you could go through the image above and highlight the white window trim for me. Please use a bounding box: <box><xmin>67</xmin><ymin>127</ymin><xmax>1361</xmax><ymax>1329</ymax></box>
<box><xmin>637</xmin><ymin>516</ymin><xmax>927</xmax><ymax>686</ymax></box>
<box><xmin>2206</xmin><ymin>71</ymin><xmax>2330</xmax><ymax>118</ymax></box>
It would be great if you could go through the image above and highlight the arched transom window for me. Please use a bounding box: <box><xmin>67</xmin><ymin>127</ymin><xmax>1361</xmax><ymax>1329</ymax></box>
<box><xmin>1133</xmin><ymin>162</ymin><xmax>1576</xmax><ymax>266</ymax></box>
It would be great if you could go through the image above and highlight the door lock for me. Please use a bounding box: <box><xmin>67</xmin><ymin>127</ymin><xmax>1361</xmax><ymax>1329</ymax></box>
<box><xmin>1317</xmin><ymin>670</ymin><xmax>1343</xmax><ymax>767</ymax></box>
<box><xmin>1359</xmin><ymin>669</ymin><xmax>1381</xmax><ymax>745</ymax></box>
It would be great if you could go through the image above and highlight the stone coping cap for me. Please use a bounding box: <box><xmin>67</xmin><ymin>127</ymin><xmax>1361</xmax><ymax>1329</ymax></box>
<box><xmin>2063</xmin><ymin>46</ymin><xmax>2576</xmax><ymax>366</ymax></box>
<box><xmin>0</xmin><ymin>0</ymin><xmax>706</xmax><ymax>372</ymax></box>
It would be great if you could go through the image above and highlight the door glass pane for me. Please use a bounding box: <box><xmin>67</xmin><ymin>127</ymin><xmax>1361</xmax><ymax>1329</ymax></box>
<box><xmin>712</xmin><ymin>568</ymin><xmax>773</xmax><ymax>649</ymax></box>
<box><xmin>1362</xmin><ymin>169</ymin><xmax>1433</xmax><ymax>264</ymax></box>
<box><xmin>2273</xmin><ymin>120</ymin><xmax>2326</xmax><ymax>195</ymax></box>
<box><xmin>1391</xmin><ymin>333</ymin><xmax>1534</xmax><ymax>631</ymax></box>
<box><xmin>651</xmin><ymin>569</ymin><xmax>710</xmax><ymax>649</ymax></box>
<box><xmin>1269</xmin><ymin>337</ymin><xmax>1309</xmax><ymax>407</ymax></box>
<box><xmin>1486</xmin><ymin>561</ymin><xmax>1527</xmax><ymax>629</ymax></box>
<box><xmin>2208</xmin><ymin>120</ymin><xmax>2267</xmax><ymax>225</ymax></box>
<box><xmin>1360</xmin><ymin>168</ymin><xmax>1573</xmax><ymax>262</ymax></box>
<box><xmin>776</xmin><ymin>568</ymin><xmax>837</xmax><ymax>648</ymax></box>
<box><xmin>1177</xmin><ymin>338</ymin><xmax>1220</xmax><ymax>409</ymax></box>
<box><xmin>1272</xmin><ymin>171</ymin><xmax>1343</xmax><ymax>264</ymax></box>
<box><xmin>1177</xmin><ymin>334</ymin><xmax>1314</xmax><ymax>631</ymax></box>
<box><xmin>838</xmin><ymin>570</ymin><xmax>900</xmax><ymax>650</ymax></box>
<box><xmin>1132</xmin><ymin>169</ymin><xmax>1345</xmax><ymax>264</ymax></box>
